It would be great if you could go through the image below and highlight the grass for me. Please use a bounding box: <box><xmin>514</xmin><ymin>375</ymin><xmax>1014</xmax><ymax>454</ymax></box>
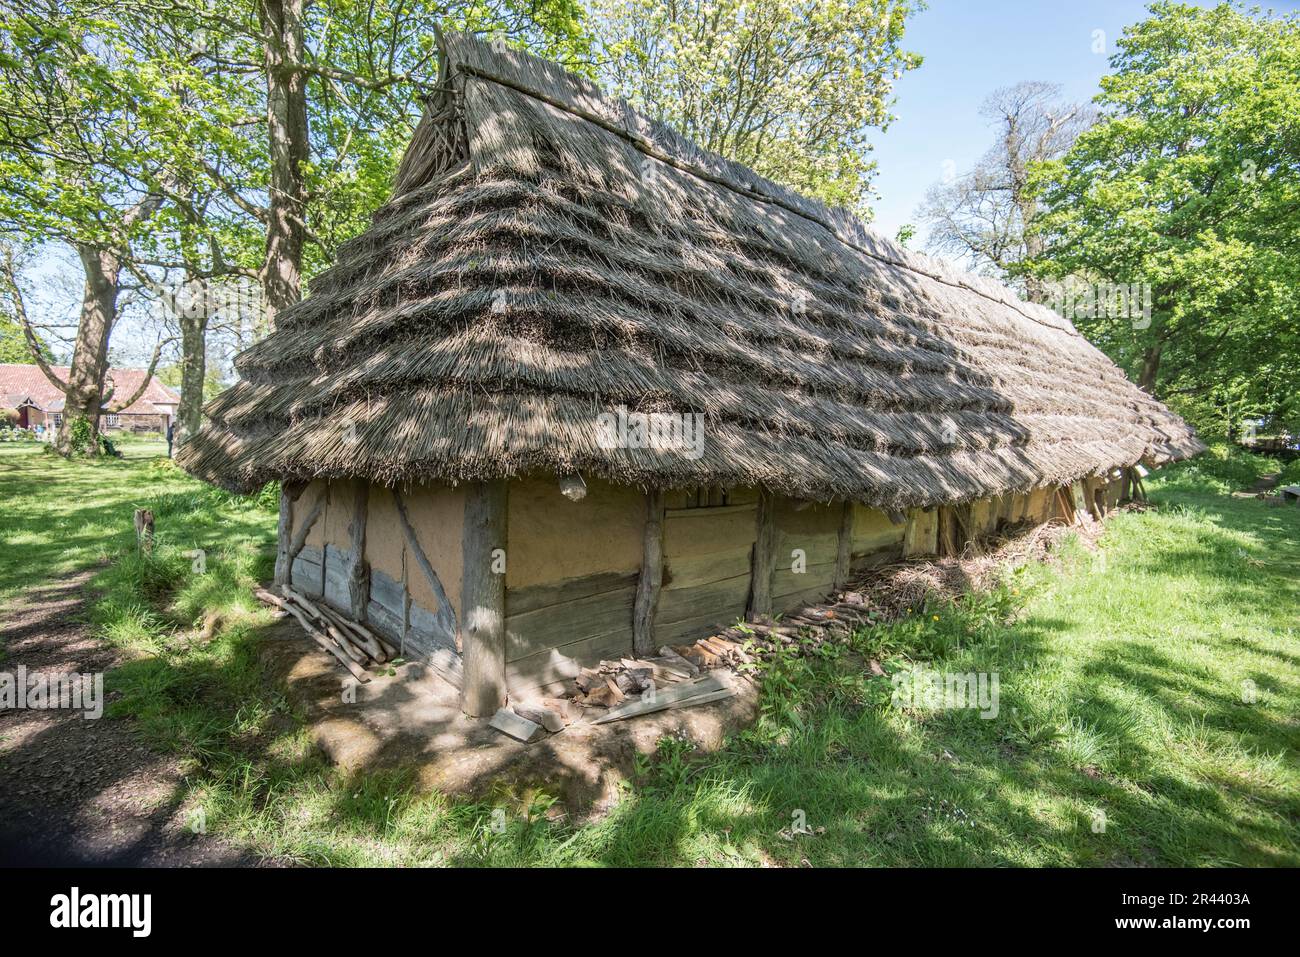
<box><xmin>1</xmin><ymin>440</ymin><xmax>1296</xmax><ymax>866</ymax></box>
<box><xmin>0</xmin><ymin>435</ymin><xmax>276</xmax><ymax>612</ymax></box>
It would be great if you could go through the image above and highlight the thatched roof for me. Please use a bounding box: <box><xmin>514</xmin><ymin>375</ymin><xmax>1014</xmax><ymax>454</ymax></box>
<box><xmin>179</xmin><ymin>30</ymin><xmax>1203</xmax><ymax>507</ymax></box>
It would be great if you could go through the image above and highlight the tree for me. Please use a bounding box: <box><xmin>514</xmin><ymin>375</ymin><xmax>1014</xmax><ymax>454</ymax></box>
<box><xmin>590</xmin><ymin>0</ymin><xmax>921</xmax><ymax>215</ymax></box>
<box><xmin>1022</xmin><ymin>2</ymin><xmax>1300</xmax><ymax>437</ymax></box>
<box><xmin>0</xmin><ymin>2</ymin><xmax>191</xmax><ymax>452</ymax></box>
<box><xmin>916</xmin><ymin>82</ymin><xmax>1093</xmax><ymax>292</ymax></box>
<box><xmin>2</xmin><ymin>2</ymin><xmax>589</xmax><ymax>456</ymax></box>
<box><xmin>146</xmin><ymin>0</ymin><xmax>591</xmax><ymax>329</ymax></box>
<box><xmin>0</xmin><ymin>243</ymin><xmax>54</xmax><ymax>363</ymax></box>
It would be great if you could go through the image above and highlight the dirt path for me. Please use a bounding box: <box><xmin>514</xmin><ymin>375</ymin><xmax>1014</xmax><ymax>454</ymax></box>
<box><xmin>0</xmin><ymin>571</ymin><xmax>261</xmax><ymax>866</ymax></box>
<box><xmin>1251</xmin><ymin>472</ymin><xmax>1281</xmax><ymax>493</ymax></box>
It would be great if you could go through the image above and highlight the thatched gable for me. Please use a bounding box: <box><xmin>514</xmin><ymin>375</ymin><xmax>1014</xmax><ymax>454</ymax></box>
<box><xmin>179</xmin><ymin>30</ymin><xmax>1202</xmax><ymax>508</ymax></box>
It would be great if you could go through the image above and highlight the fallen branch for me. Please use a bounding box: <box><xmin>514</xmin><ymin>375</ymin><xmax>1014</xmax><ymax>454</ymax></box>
<box><xmin>281</xmin><ymin>585</ymin><xmax>370</xmax><ymax>664</ymax></box>
<box><xmin>280</xmin><ymin>596</ymin><xmax>371</xmax><ymax>683</ymax></box>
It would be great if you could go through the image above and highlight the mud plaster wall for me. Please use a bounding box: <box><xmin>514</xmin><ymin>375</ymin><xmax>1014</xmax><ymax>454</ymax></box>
<box><xmin>503</xmin><ymin>474</ymin><xmax>645</xmax><ymax>693</ymax></box>
<box><xmin>364</xmin><ymin>485</ymin><xmax>405</xmax><ymax>586</ymax></box>
<box><xmin>505</xmin><ymin>475</ymin><xmax>644</xmax><ymax>589</ymax></box>
<box><xmin>319</xmin><ymin>479</ymin><xmax>357</xmax><ymax>548</ymax></box>
<box><xmin>359</xmin><ymin>482</ymin><xmax>464</xmax><ymax>622</ymax></box>
<box><xmin>852</xmin><ymin>504</ymin><xmax>905</xmax><ymax>558</ymax></box>
<box><xmin>295</xmin><ymin>479</ymin><xmax>329</xmax><ymax>548</ymax></box>
<box><xmin>402</xmin><ymin>482</ymin><xmax>464</xmax><ymax>621</ymax></box>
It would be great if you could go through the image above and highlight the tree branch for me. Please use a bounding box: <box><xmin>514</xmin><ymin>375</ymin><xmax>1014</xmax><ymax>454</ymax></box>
<box><xmin>0</xmin><ymin>246</ymin><xmax>68</xmax><ymax>393</ymax></box>
<box><xmin>105</xmin><ymin>335</ymin><xmax>174</xmax><ymax>413</ymax></box>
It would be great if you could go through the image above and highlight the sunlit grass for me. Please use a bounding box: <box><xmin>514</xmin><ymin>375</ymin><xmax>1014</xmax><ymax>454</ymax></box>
<box><xmin>2</xmin><ymin>441</ymin><xmax>1296</xmax><ymax>866</ymax></box>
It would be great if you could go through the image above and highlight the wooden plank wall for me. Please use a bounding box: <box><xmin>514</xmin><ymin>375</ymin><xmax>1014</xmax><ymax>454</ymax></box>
<box><xmin>505</xmin><ymin>571</ymin><xmax>639</xmax><ymax>691</ymax></box>
<box><xmin>655</xmin><ymin>491</ymin><xmax>758</xmax><ymax>645</ymax></box>
<box><xmin>770</xmin><ymin>498</ymin><xmax>842</xmax><ymax>612</ymax></box>
<box><xmin>502</xmin><ymin>477</ymin><xmax>645</xmax><ymax>693</ymax></box>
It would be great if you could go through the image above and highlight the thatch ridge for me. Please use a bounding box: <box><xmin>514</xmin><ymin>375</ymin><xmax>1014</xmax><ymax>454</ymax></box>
<box><xmin>179</xmin><ymin>29</ymin><xmax>1203</xmax><ymax>505</ymax></box>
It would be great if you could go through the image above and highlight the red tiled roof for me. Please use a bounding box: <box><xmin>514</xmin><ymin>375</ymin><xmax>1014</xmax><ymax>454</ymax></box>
<box><xmin>0</xmin><ymin>364</ymin><xmax>179</xmax><ymax>417</ymax></box>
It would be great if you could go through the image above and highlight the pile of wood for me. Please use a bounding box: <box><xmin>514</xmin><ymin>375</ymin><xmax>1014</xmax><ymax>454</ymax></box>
<box><xmin>487</xmin><ymin>697</ymin><xmax>578</xmax><ymax>742</ymax></box>
<box><xmin>564</xmin><ymin>600</ymin><xmax>873</xmax><ymax>719</ymax></box>
<box><xmin>255</xmin><ymin>585</ymin><xmax>397</xmax><ymax>683</ymax></box>
<box><xmin>569</xmin><ymin>648</ymin><xmax>700</xmax><ymax>708</ymax></box>
<box><xmin>700</xmin><ymin>600</ymin><xmax>870</xmax><ymax>659</ymax></box>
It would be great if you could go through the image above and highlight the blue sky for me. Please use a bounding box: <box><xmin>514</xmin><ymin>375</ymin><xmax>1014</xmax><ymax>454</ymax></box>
<box><xmin>869</xmin><ymin>0</ymin><xmax>1296</xmax><ymax>246</ymax></box>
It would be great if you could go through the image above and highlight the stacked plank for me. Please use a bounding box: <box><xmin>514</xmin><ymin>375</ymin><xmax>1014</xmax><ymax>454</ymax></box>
<box><xmin>705</xmin><ymin>600</ymin><xmax>869</xmax><ymax>659</ymax></box>
<box><xmin>256</xmin><ymin>585</ymin><xmax>396</xmax><ymax>683</ymax></box>
<box><xmin>570</xmin><ymin>651</ymin><xmax>699</xmax><ymax>708</ymax></box>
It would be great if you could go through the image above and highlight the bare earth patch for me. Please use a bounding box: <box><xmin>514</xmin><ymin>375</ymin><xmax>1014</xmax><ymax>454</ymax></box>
<box><xmin>0</xmin><ymin>571</ymin><xmax>263</xmax><ymax>866</ymax></box>
<box><xmin>260</xmin><ymin>617</ymin><xmax>760</xmax><ymax>816</ymax></box>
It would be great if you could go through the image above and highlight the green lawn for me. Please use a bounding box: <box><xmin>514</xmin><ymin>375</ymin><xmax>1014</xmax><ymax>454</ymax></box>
<box><xmin>0</xmin><ymin>436</ymin><xmax>275</xmax><ymax>610</ymax></box>
<box><xmin>1</xmin><ymin>440</ymin><xmax>1296</xmax><ymax>866</ymax></box>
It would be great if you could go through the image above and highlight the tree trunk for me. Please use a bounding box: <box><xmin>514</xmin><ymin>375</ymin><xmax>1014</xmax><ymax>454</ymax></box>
<box><xmin>1138</xmin><ymin>342</ymin><xmax>1162</xmax><ymax>393</ymax></box>
<box><xmin>57</xmin><ymin>245</ymin><xmax>121</xmax><ymax>455</ymax></box>
<box><xmin>176</xmin><ymin>310</ymin><xmax>208</xmax><ymax>447</ymax></box>
<box><xmin>260</xmin><ymin>0</ymin><xmax>309</xmax><ymax>331</ymax></box>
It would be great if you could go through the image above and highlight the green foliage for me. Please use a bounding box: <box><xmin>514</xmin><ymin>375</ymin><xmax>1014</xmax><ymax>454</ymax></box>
<box><xmin>590</xmin><ymin>0</ymin><xmax>922</xmax><ymax>215</ymax></box>
<box><xmin>65</xmin><ymin>415</ymin><xmax>96</xmax><ymax>456</ymax></box>
<box><xmin>1146</xmin><ymin>441</ymin><xmax>1281</xmax><ymax>495</ymax></box>
<box><xmin>1276</xmin><ymin>459</ymin><xmax>1300</xmax><ymax>487</ymax></box>
<box><xmin>1022</xmin><ymin>2</ymin><xmax>1300</xmax><ymax>433</ymax></box>
<box><xmin>0</xmin><ymin>310</ymin><xmax>48</xmax><ymax>362</ymax></box>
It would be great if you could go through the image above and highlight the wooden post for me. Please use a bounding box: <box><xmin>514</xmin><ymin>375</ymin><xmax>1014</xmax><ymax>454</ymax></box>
<box><xmin>273</xmin><ymin>481</ymin><xmax>305</xmax><ymax>586</ymax></box>
<box><xmin>460</xmin><ymin>479</ymin><xmax>508</xmax><ymax>718</ymax></box>
<box><xmin>632</xmin><ymin>488</ymin><xmax>666</xmax><ymax>656</ymax></box>
<box><xmin>747</xmin><ymin>488</ymin><xmax>775</xmax><ymax>619</ymax></box>
<box><xmin>902</xmin><ymin>507</ymin><xmax>938</xmax><ymax>557</ymax></box>
<box><xmin>133</xmin><ymin>508</ymin><xmax>154</xmax><ymax>555</ymax></box>
<box><xmin>345</xmin><ymin>482</ymin><xmax>369</xmax><ymax>621</ymax></box>
<box><xmin>1069</xmin><ymin>482</ymin><xmax>1091</xmax><ymax>525</ymax></box>
<box><xmin>832</xmin><ymin>500</ymin><xmax>853</xmax><ymax>591</ymax></box>
<box><xmin>937</xmin><ymin>506</ymin><xmax>959</xmax><ymax>557</ymax></box>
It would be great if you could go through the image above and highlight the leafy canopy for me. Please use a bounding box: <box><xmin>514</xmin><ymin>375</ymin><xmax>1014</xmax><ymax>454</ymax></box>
<box><xmin>1023</xmin><ymin>1</ymin><xmax>1300</xmax><ymax>435</ymax></box>
<box><xmin>590</xmin><ymin>0</ymin><xmax>922</xmax><ymax>216</ymax></box>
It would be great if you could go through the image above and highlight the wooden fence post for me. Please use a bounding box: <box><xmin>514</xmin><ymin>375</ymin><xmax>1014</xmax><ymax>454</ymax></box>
<box><xmin>747</xmin><ymin>488</ymin><xmax>775</xmax><ymax>619</ymax></box>
<box><xmin>632</xmin><ymin>488</ymin><xmax>666</xmax><ymax>656</ymax></box>
<box><xmin>460</xmin><ymin>479</ymin><xmax>508</xmax><ymax>717</ymax></box>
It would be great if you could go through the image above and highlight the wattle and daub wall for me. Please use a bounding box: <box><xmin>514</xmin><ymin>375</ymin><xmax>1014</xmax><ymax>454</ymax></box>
<box><xmin>288</xmin><ymin>471</ymin><xmax>1126</xmax><ymax>695</ymax></box>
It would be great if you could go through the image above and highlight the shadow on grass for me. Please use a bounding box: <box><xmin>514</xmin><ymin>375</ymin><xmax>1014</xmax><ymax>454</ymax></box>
<box><xmin>3</xmin><ymin>447</ymin><xmax>1297</xmax><ymax>866</ymax></box>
